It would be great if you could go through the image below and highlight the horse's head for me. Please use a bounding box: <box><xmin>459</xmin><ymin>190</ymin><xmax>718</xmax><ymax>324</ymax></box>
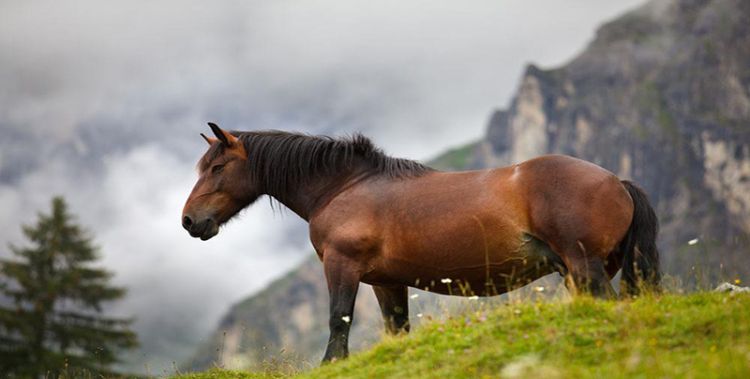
<box><xmin>182</xmin><ymin>123</ymin><xmax>258</xmax><ymax>240</ymax></box>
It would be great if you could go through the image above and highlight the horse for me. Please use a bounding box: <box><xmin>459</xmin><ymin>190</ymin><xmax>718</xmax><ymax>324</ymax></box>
<box><xmin>182</xmin><ymin>122</ymin><xmax>660</xmax><ymax>363</ymax></box>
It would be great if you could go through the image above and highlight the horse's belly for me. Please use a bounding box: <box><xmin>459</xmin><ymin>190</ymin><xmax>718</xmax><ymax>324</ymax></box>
<box><xmin>361</xmin><ymin>234</ymin><xmax>563</xmax><ymax>296</ymax></box>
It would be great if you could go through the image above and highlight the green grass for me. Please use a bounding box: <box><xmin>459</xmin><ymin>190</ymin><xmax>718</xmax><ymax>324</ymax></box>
<box><xmin>173</xmin><ymin>292</ymin><xmax>750</xmax><ymax>379</ymax></box>
<box><xmin>170</xmin><ymin>369</ymin><xmax>280</xmax><ymax>379</ymax></box>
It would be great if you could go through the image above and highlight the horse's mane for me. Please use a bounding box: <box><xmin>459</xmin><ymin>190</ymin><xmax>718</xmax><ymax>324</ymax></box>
<box><xmin>200</xmin><ymin>130</ymin><xmax>433</xmax><ymax>197</ymax></box>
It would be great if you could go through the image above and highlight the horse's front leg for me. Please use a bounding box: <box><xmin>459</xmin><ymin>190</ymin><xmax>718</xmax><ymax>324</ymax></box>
<box><xmin>322</xmin><ymin>251</ymin><xmax>360</xmax><ymax>363</ymax></box>
<box><xmin>373</xmin><ymin>285</ymin><xmax>409</xmax><ymax>335</ymax></box>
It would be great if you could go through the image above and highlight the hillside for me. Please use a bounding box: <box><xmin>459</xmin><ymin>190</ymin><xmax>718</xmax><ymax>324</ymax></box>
<box><xmin>174</xmin><ymin>292</ymin><xmax>750</xmax><ymax>378</ymax></box>
<box><xmin>185</xmin><ymin>0</ymin><xmax>750</xmax><ymax>371</ymax></box>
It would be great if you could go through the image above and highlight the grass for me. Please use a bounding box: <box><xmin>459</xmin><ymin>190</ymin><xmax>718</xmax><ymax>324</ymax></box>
<box><xmin>172</xmin><ymin>292</ymin><xmax>750</xmax><ymax>379</ymax></box>
<box><xmin>170</xmin><ymin>369</ymin><xmax>280</xmax><ymax>379</ymax></box>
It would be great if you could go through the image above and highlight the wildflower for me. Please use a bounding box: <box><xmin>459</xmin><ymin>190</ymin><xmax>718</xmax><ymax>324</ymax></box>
<box><xmin>514</xmin><ymin>309</ymin><xmax>521</xmax><ymax>315</ymax></box>
<box><xmin>441</xmin><ymin>278</ymin><xmax>452</xmax><ymax>284</ymax></box>
<box><xmin>534</xmin><ymin>286</ymin><xmax>545</xmax><ymax>292</ymax></box>
<box><xmin>341</xmin><ymin>315</ymin><xmax>351</xmax><ymax>323</ymax></box>
<box><xmin>468</xmin><ymin>295</ymin><xmax>479</xmax><ymax>300</ymax></box>
<box><xmin>735</xmin><ymin>278</ymin><xmax>742</xmax><ymax>285</ymax></box>
<box><xmin>410</xmin><ymin>294</ymin><xmax>419</xmax><ymax>299</ymax></box>
<box><xmin>688</xmin><ymin>238</ymin><xmax>699</xmax><ymax>245</ymax></box>
<box><xmin>416</xmin><ymin>313</ymin><xmax>423</xmax><ymax>318</ymax></box>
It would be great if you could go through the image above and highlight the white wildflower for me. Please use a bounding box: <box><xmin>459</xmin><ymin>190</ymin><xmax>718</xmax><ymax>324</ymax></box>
<box><xmin>468</xmin><ymin>295</ymin><xmax>479</xmax><ymax>300</ymax></box>
<box><xmin>534</xmin><ymin>286</ymin><xmax>545</xmax><ymax>293</ymax></box>
<box><xmin>441</xmin><ymin>278</ymin><xmax>452</xmax><ymax>284</ymax></box>
<box><xmin>410</xmin><ymin>294</ymin><xmax>419</xmax><ymax>299</ymax></box>
<box><xmin>416</xmin><ymin>313</ymin><xmax>423</xmax><ymax>318</ymax></box>
<box><xmin>341</xmin><ymin>315</ymin><xmax>351</xmax><ymax>323</ymax></box>
<box><xmin>688</xmin><ymin>238</ymin><xmax>699</xmax><ymax>245</ymax></box>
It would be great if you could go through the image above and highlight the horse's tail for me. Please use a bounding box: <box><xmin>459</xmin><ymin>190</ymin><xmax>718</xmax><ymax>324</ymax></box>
<box><xmin>619</xmin><ymin>180</ymin><xmax>661</xmax><ymax>295</ymax></box>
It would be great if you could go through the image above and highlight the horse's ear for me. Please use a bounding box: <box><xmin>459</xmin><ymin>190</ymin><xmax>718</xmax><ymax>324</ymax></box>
<box><xmin>200</xmin><ymin>133</ymin><xmax>218</xmax><ymax>146</ymax></box>
<box><xmin>208</xmin><ymin>122</ymin><xmax>238</xmax><ymax>147</ymax></box>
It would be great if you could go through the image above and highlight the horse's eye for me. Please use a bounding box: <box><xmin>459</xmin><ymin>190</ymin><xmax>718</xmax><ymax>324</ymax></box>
<box><xmin>211</xmin><ymin>164</ymin><xmax>225</xmax><ymax>174</ymax></box>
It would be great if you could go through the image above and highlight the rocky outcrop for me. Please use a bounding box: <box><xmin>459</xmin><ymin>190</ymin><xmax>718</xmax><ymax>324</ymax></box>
<box><xmin>472</xmin><ymin>0</ymin><xmax>750</xmax><ymax>282</ymax></box>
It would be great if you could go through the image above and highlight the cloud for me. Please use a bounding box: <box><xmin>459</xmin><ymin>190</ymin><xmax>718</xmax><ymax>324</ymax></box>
<box><xmin>0</xmin><ymin>0</ymin><xmax>646</xmax><ymax>372</ymax></box>
<box><xmin>1</xmin><ymin>0</ymin><xmax>646</xmax><ymax>156</ymax></box>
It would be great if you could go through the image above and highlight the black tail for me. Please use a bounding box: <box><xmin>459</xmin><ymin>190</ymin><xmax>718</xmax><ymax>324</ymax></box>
<box><xmin>619</xmin><ymin>180</ymin><xmax>661</xmax><ymax>295</ymax></box>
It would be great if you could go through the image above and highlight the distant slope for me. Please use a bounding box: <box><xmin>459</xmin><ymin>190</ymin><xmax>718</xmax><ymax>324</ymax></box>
<box><xmin>182</xmin><ymin>257</ymin><xmax>381</xmax><ymax>371</ymax></box>
<box><xmin>175</xmin><ymin>292</ymin><xmax>750</xmax><ymax>378</ymax></box>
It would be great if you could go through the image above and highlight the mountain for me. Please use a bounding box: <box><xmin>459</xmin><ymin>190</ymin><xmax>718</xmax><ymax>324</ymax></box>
<box><xmin>186</xmin><ymin>0</ymin><xmax>750</xmax><ymax>371</ymax></box>
<box><xmin>469</xmin><ymin>0</ymin><xmax>750</xmax><ymax>282</ymax></box>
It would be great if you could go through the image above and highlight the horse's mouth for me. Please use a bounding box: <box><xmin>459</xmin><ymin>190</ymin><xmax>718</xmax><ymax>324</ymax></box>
<box><xmin>187</xmin><ymin>219</ymin><xmax>219</xmax><ymax>241</ymax></box>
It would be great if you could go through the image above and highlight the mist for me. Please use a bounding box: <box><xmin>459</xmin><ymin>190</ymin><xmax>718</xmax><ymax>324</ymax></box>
<box><xmin>0</xmin><ymin>0</ymin><xmax>645</xmax><ymax>372</ymax></box>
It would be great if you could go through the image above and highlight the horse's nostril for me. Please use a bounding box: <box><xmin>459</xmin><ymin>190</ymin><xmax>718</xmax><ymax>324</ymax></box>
<box><xmin>182</xmin><ymin>215</ymin><xmax>193</xmax><ymax>229</ymax></box>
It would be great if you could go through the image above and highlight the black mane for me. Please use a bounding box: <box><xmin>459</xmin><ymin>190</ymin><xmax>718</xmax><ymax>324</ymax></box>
<box><xmin>200</xmin><ymin>130</ymin><xmax>433</xmax><ymax>198</ymax></box>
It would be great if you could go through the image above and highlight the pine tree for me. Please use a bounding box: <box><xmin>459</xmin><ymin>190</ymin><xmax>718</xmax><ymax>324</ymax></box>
<box><xmin>0</xmin><ymin>197</ymin><xmax>137</xmax><ymax>378</ymax></box>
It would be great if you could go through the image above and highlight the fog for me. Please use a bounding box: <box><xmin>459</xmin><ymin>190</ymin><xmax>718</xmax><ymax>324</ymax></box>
<box><xmin>0</xmin><ymin>0</ymin><xmax>644</xmax><ymax>372</ymax></box>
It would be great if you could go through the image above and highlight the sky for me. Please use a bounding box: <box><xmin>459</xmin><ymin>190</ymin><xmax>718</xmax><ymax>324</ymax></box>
<box><xmin>0</xmin><ymin>0</ymin><xmax>645</xmax><ymax>373</ymax></box>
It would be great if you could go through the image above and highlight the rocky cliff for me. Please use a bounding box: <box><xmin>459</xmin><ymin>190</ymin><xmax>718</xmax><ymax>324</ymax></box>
<box><xmin>471</xmin><ymin>0</ymin><xmax>750</xmax><ymax>282</ymax></box>
<box><xmin>187</xmin><ymin>0</ymin><xmax>750</xmax><ymax>370</ymax></box>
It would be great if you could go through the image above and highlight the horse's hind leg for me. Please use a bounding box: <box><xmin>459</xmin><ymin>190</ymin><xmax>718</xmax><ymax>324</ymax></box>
<box><xmin>372</xmin><ymin>285</ymin><xmax>409</xmax><ymax>335</ymax></box>
<box><xmin>604</xmin><ymin>249</ymin><xmax>624</xmax><ymax>279</ymax></box>
<box><xmin>561</xmin><ymin>244</ymin><xmax>616</xmax><ymax>299</ymax></box>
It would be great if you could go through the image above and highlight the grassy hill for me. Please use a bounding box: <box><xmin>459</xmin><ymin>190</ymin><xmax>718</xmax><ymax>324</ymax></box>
<box><xmin>172</xmin><ymin>292</ymin><xmax>750</xmax><ymax>378</ymax></box>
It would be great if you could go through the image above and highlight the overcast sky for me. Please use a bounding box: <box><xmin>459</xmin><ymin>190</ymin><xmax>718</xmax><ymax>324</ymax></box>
<box><xmin>0</xmin><ymin>0</ymin><xmax>645</xmax><ymax>373</ymax></box>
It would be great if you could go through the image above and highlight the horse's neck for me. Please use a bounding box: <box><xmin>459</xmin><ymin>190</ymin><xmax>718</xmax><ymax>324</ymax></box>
<box><xmin>266</xmin><ymin>170</ymin><xmax>362</xmax><ymax>221</ymax></box>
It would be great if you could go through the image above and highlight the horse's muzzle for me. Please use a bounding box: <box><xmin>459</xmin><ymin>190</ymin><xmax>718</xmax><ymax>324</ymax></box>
<box><xmin>182</xmin><ymin>215</ymin><xmax>219</xmax><ymax>240</ymax></box>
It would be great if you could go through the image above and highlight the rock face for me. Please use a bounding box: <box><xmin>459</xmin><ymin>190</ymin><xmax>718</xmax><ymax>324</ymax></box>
<box><xmin>473</xmin><ymin>0</ymin><xmax>750</xmax><ymax>282</ymax></box>
<box><xmin>187</xmin><ymin>0</ymin><xmax>750</xmax><ymax>370</ymax></box>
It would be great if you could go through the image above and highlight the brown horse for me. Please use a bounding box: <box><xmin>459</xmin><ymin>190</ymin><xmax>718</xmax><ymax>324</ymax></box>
<box><xmin>182</xmin><ymin>123</ymin><xmax>660</xmax><ymax>362</ymax></box>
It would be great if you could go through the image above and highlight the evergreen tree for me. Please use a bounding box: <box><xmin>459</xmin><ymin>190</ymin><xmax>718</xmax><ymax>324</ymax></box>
<box><xmin>0</xmin><ymin>197</ymin><xmax>137</xmax><ymax>378</ymax></box>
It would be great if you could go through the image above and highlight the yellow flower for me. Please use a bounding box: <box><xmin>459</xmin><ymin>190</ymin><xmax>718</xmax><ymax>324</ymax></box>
<box><xmin>735</xmin><ymin>278</ymin><xmax>742</xmax><ymax>285</ymax></box>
